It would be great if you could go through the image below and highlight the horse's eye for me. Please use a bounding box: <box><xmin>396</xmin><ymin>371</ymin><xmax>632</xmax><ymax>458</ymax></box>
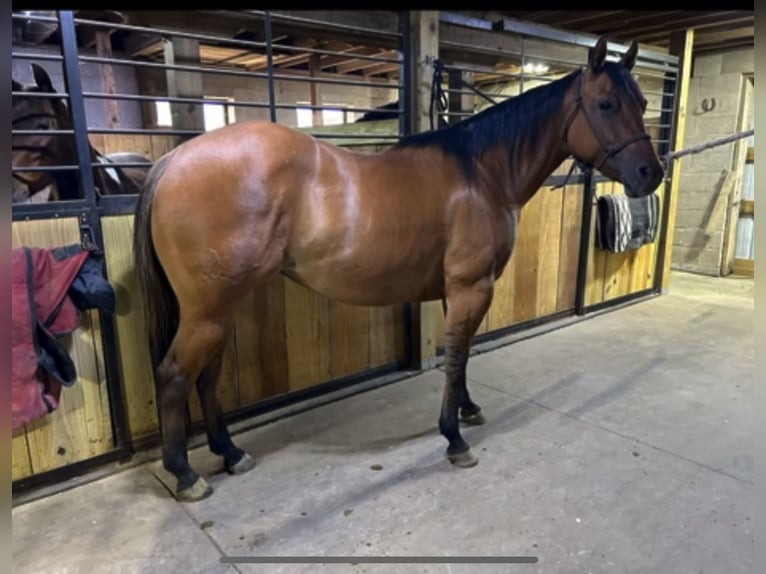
<box><xmin>598</xmin><ymin>100</ymin><xmax>613</xmax><ymax>112</ymax></box>
<box><xmin>35</xmin><ymin>121</ymin><xmax>50</xmax><ymax>130</ymax></box>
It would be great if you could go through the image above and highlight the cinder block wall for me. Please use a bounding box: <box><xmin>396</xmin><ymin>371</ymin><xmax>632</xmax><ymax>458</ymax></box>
<box><xmin>671</xmin><ymin>48</ymin><xmax>753</xmax><ymax>276</ymax></box>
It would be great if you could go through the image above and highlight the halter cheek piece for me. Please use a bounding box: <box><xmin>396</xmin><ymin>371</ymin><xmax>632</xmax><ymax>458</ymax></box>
<box><xmin>553</xmin><ymin>71</ymin><xmax>650</xmax><ymax>190</ymax></box>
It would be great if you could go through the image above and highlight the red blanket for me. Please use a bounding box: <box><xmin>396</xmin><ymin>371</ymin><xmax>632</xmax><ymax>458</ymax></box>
<box><xmin>12</xmin><ymin>246</ymin><xmax>93</xmax><ymax>430</ymax></box>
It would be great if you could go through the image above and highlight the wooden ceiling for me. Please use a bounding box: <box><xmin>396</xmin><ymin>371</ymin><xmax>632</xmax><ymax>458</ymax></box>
<box><xmin>494</xmin><ymin>11</ymin><xmax>754</xmax><ymax>54</ymax></box>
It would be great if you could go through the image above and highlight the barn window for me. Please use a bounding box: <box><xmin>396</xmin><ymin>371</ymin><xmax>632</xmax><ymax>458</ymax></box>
<box><xmin>296</xmin><ymin>105</ymin><xmax>314</xmax><ymax>127</ymax></box>
<box><xmin>154</xmin><ymin>97</ymin><xmax>236</xmax><ymax>131</ymax></box>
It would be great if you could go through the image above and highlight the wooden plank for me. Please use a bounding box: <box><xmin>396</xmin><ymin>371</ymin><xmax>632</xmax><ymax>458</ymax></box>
<box><xmin>12</xmin><ymin>218</ymin><xmax>114</xmax><ymax>475</ymax></box>
<box><xmin>368</xmin><ymin>305</ymin><xmax>405</xmax><ymax>367</ymax></box>
<box><xmin>732</xmin><ymin>258</ymin><xmax>754</xmax><ymax>277</ymax></box>
<box><xmin>284</xmin><ymin>281</ymin><xmax>331</xmax><ymax>391</ymax></box>
<box><xmin>329</xmin><ymin>302</ymin><xmax>371</xmax><ymax>378</ymax></box>
<box><xmin>556</xmin><ymin>183</ymin><xmax>584</xmax><ymax>311</ymax></box>
<box><xmin>487</xmin><ymin>246</ymin><xmax>516</xmax><ymax>332</ymax></box>
<box><xmin>585</xmin><ymin>181</ymin><xmax>613</xmax><ymax>306</ymax></box>
<box><xmin>411</xmin><ymin>10</ymin><xmax>441</xmax><ymax>369</ymax></box>
<box><xmin>512</xmin><ymin>190</ymin><xmax>544</xmax><ymax>323</ymax></box>
<box><xmin>535</xmin><ymin>186</ymin><xmax>564</xmax><ymax>317</ymax></box>
<box><xmin>95</xmin><ymin>30</ymin><xmax>119</xmax><ymax>128</ymax></box>
<box><xmin>100</xmin><ymin>216</ymin><xmax>158</xmax><ymax>440</ymax></box>
<box><xmin>660</xmin><ymin>28</ymin><xmax>695</xmax><ymax>290</ymax></box>
<box><xmin>235</xmin><ymin>276</ymin><xmax>290</xmax><ymax>406</ymax></box>
<box><xmin>12</xmin><ymin>430</ymin><xmax>33</xmax><ymax>481</ymax></box>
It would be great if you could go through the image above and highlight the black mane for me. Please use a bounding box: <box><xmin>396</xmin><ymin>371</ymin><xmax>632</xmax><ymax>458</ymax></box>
<box><xmin>393</xmin><ymin>68</ymin><xmax>582</xmax><ymax>181</ymax></box>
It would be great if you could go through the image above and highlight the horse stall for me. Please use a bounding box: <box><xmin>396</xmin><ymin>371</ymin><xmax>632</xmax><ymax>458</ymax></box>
<box><xmin>12</xmin><ymin>6</ymin><xmax>682</xmax><ymax>517</ymax></box>
<box><xmin>11</xmin><ymin>7</ymin><xmax>677</xmax><ymax>492</ymax></box>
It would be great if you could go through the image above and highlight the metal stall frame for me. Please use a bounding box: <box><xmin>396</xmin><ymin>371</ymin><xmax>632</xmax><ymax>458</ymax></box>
<box><xmin>11</xmin><ymin>10</ymin><xmax>680</xmax><ymax>495</ymax></box>
<box><xmin>11</xmin><ymin>9</ymin><xmax>410</xmax><ymax>495</ymax></box>
<box><xmin>434</xmin><ymin>12</ymin><xmax>680</xmax><ymax>348</ymax></box>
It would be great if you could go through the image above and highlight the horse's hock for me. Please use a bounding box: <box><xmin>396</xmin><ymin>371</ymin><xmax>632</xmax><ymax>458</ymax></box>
<box><xmin>13</xmin><ymin>10</ymin><xmax>692</xmax><ymax>499</ymax></box>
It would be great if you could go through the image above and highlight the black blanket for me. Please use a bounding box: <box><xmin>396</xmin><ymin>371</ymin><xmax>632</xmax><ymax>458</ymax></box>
<box><xmin>595</xmin><ymin>192</ymin><xmax>660</xmax><ymax>253</ymax></box>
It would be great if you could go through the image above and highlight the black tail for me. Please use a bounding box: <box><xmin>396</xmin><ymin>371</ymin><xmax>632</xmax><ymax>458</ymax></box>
<box><xmin>133</xmin><ymin>151</ymin><xmax>177</xmax><ymax>370</ymax></box>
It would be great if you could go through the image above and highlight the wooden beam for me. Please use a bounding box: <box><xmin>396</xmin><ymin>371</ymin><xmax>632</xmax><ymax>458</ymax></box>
<box><xmin>94</xmin><ymin>30</ymin><xmax>119</xmax><ymax>128</ymax></box>
<box><xmin>163</xmin><ymin>37</ymin><xmax>205</xmax><ymax>145</ymax></box>
<box><xmin>660</xmin><ymin>28</ymin><xmax>694</xmax><ymax>291</ymax></box>
<box><xmin>406</xmin><ymin>10</ymin><xmax>442</xmax><ymax>370</ymax></box>
<box><xmin>335</xmin><ymin>49</ymin><xmax>398</xmax><ymax>74</ymax></box>
<box><xmin>309</xmin><ymin>53</ymin><xmax>322</xmax><ymax>127</ymax></box>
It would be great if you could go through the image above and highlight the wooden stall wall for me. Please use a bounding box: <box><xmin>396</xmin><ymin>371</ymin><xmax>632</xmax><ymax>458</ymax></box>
<box><xmin>430</xmin><ymin>159</ymin><xmax>584</xmax><ymax>351</ymax></box>
<box><xmin>12</xmin><ymin>219</ymin><xmax>114</xmax><ymax>481</ymax></box>
<box><xmin>102</xmin><ymin>221</ymin><xmax>406</xmax><ymax>444</ymax></box>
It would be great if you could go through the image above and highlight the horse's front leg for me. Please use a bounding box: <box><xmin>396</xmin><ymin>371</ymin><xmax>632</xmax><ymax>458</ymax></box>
<box><xmin>439</xmin><ymin>275</ymin><xmax>494</xmax><ymax>467</ymax></box>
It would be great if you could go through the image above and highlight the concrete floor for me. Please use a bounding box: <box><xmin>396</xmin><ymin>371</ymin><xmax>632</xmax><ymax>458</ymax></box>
<box><xmin>12</xmin><ymin>271</ymin><xmax>754</xmax><ymax>574</ymax></box>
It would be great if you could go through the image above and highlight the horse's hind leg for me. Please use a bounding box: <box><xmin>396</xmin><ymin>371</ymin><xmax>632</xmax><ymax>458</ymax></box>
<box><xmin>196</xmin><ymin>356</ymin><xmax>255</xmax><ymax>474</ymax></box>
<box><xmin>439</xmin><ymin>277</ymin><xmax>494</xmax><ymax>468</ymax></box>
<box><xmin>156</xmin><ymin>314</ymin><xmax>236</xmax><ymax>501</ymax></box>
<box><xmin>440</xmin><ymin>297</ymin><xmax>486</xmax><ymax>427</ymax></box>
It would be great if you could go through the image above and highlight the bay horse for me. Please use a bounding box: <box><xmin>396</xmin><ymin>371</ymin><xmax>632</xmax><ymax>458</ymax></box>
<box><xmin>134</xmin><ymin>37</ymin><xmax>663</xmax><ymax>502</ymax></box>
<box><xmin>12</xmin><ymin>63</ymin><xmax>151</xmax><ymax>203</ymax></box>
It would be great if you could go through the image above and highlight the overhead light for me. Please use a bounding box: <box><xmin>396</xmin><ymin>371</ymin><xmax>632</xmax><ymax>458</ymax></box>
<box><xmin>523</xmin><ymin>62</ymin><xmax>549</xmax><ymax>75</ymax></box>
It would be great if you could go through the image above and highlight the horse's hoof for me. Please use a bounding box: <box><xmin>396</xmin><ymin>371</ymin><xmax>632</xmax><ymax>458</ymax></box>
<box><xmin>448</xmin><ymin>448</ymin><xmax>479</xmax><ymax>468</ymax></box>
<box><xmin>177</xmin><ymin>477</ymin><xmax>214</xmax><ymax>502</ymax></box>
<box><xmin>227</xmin><ymin>453</ymin><xmax>256</xmax><ymax>475</ymax></box>
<box><xmin>460</xmin><ymin>410</ymin><xmax>487</xmax><ymax>426</ymax></box>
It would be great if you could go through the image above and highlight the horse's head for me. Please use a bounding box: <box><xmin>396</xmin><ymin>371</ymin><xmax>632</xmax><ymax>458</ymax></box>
<box><xmin>12</xmin><ymin>63</ymin><xmax>72</xmax><ymax>194</ymax></box>
<box><xmin>564</xmin><ymin>37</ymin><xmax>664</xmax><ymax>198</ymax></box>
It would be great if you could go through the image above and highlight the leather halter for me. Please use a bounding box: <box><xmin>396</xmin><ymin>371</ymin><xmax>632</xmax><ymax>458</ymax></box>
<box><xmin>562</xmin><ymin>70</ymin><xmax>651</xmax><ymax>171</ymax></box>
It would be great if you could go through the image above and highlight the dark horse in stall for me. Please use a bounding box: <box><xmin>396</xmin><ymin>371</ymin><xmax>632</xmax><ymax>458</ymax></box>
<box><xmin>12</xmin><ymin>63</ymin><xmax>151</xmax><ymax>203</ymax></box>
<box><xmin>133</xmin><ymin>38</ymin><xmax>663</xmax><ymax>502</ymax></box>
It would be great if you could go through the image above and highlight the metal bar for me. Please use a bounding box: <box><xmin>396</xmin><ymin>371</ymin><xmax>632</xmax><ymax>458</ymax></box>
<box><xmin>12</xmin><ymin>165</ymin><xmax>79</xmax><ymax>172</ymax></box>
<box><xmin>309</xmin><ymin>133</ymin><xmax>401</xmax><ymax>140</ymax></box>
<box><xmin>85</xmin><ymin>127</ymin><xmax>203</xmax><ymax>136</ymax></box>
<box><xmin>11</xmin><ymin>51</ymin><xmax>64</xmax><ymax>62</ymax></box>
<box><xmin>11</xmin><ymin>448</ymin><xmax>129</xmax><ymax>498</ymax></box>
<box><xmin>574</xmin><ymin>169</ymin><xmax>595</xmax><ymax>315</ymax></box>
<box><xmin>468</xmin><ymin>309</ymin><xmax>576</xmax><ymax>349</ymax></box>
<box><xmin>77</xmin><ymin>54</ymin><xmax>402</xmax><ymax>91</ymax></box>
<box><xmin>653</xmin><ymin>58</ymin><xmax>682</xmax><ymax>293</ymax></box>
<box><xmin>582</xmin><ymin>288</ymin><xmax>659</xmax><ymax>315</ymax></box>
<box><xmin>440</xmin><ymin>63</ymin><xmax>522</xmax><ymax>80</ymax></box>
<box><xmin>12</xmin><ymin>129</ymin><xmax>75</xmax><ymax>135</ymax></box>
<box><xmin>245</xmin><ymin>10</ymin><xmax>402</xmax><ymax>38</ymax></box>
<box><xmin>11</xmin><ymin>12</ymin><xmax>59</xmax><ymax>23</ymax></box>
<box><xmin>12</xmin><ymin>200</ymin><xmax>90</xmax><ymax>221</ymax></box>
<box><xmin>58</xmin><ymin>10</ymin><xmax>132</xmax><ymax>463</ymax></box>
<box><xmin>398</xmin><ymin>10</ymin><xmax>413</xmax><ymax>366</ymax></box>
<box><xmin>11</xmin><ymin>90</ymin><xmax>71</xmax><ymax>99</ymax></box>
<box><xmin>73</xmin><ymin>16</ymin><xmax>403</xmax><ymax>63</ymax></box>
<box><xmin>81</xmin><ymin>91</ymin><xmax>397</xmax><ymax>115</ymax></box>
<box><xmin>264</xmin><ymin>11</ymin><xmax>277</xmax><ymax>123</ymax></box>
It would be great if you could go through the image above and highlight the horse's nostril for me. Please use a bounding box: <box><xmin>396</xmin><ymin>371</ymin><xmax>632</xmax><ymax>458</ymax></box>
<box><xmin>637</xmin><ymin>164</ymin><xmax>651</xmax><ymax>179</ymax></box>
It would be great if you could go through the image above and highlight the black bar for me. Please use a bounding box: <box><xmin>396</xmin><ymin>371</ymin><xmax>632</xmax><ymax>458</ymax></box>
<box><xmin>58</xmin><ymin>10</ymin><xmax>132</xmax><ymax>463</ymax></box>
<box><xmin>13</xmin><ymin>129</ymin><xmax>75</xmax><ymax>135</ymax></box>
<box><xmin>470</xmin><ymin>309</ymin><xmax>575</xmax><ymax>349</ymax></box>
<box><xmin>12</xmin><ymin>165</ymin><xmax>79</xmax><ymax>172</ymax></box>
<box><xmin>582</xmin><ymin>288</ymin><xmax>659</xmax><ymax>315</ymax></box>
<box><xmin>397</xmin><ymin>11</ymin><xmax>413</xmax><ymax>367</ymax></box>
<box><xmin>132</xmin><ymin>360</ymin><xmax>407</xmax><ymax>455</ymax></box>
<box><xmin>78</xmin><ymin>53</ymin><xmax>403</xmax><ymax>92</ymax></box>
<box><xmin>12</xmin><ymin>201</ymin><xmax>89</xmax><ymax>221</ymax></box>
<box><xmin>82</xmin><ymin>91</ymin><xmax>396</xmax><ymax>115</ymax></box>
<box><xmin>246</xmin><ymin>10</ymin><xmax>402</xmax><ymax>38</ymax></box>
<box><xmin>574</xmin><ymin>169</ymin><xmax>595</xmax><ymax>315</ymax></box>
<box><xmin>653</xmin><ymin>57</ymin><xmax>682</xmax><ymax>293</ymax></box>
<box><xmin>265</xmin><ymin>12</ymin><xmax>276</xmax><ymax>124</ymax></box>
<box><xmin>11</xmin><ymin>51</ymin><xmax>63</xmax><ymax>62</ymax></box>
<box><xmin>11</xmin><ymin>448</ymin><xmax>128</xmax><ymax>498</ymax></box>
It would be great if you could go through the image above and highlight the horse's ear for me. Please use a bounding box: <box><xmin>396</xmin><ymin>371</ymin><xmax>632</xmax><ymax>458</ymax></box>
<box><xmin>588</xmin><ymin>36</ymin><xmax>608</xmax><ymax>73</ymax></box>
<box><xmin>620</xmin><ymin>41</ymin><xmax>638</xmax><ymax>71</ymax></box>
<box><xmin>31</xmin><ymin>63</ymin><xmax>56</xmax><ymax>93</ymax></box>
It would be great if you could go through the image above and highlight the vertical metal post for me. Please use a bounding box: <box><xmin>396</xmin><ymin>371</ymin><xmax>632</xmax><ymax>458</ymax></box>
<box><xmin>520</xmin><ymin>36</ymin><xmax>526</xmax><ymax>94</ymax></box>
<box><xmin>574</xmin><ymin>168</ymin><xmax>595</xmax><ymax>315</ymax></box>
<box><xmin>398</xmin><ymin>10</ymin><xmax>413</xmax><ymax>368</ymax></box>
<box><xmin>264</xmin><ymin>11</ymin><xmax>277</xmax><ymax>123</ymax></box>
<box><xmin>58</xmin><ymin>10</ymin><xmax>132</xmax><ymax>459</ymax></box>
<box><xmin>653</xmin><ymin>67</ymin><xmax>680</xmax><ymax>293</ymax></box>
<box><xmin>398</xmin><ymin>11</ymin><xmax>413</xmax><ymax>138</ymax></box>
